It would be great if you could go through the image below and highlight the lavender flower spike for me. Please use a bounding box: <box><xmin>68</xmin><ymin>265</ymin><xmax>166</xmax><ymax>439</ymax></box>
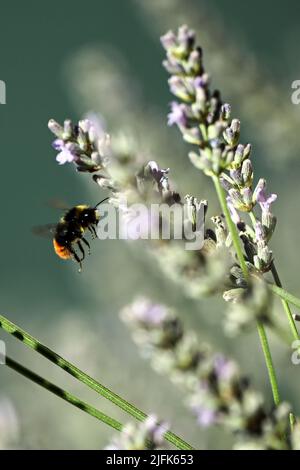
<box><xmin>48</xmin><ymin>115</ymin><xmax>109</xmax><ymax>172</ymax></box>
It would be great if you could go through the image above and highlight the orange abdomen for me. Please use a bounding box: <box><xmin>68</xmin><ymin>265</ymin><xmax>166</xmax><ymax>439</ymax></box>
<box><xmin>53</xmin><ymin>239</ymin><xmax>72</xmax><ymax>260</ymax></box>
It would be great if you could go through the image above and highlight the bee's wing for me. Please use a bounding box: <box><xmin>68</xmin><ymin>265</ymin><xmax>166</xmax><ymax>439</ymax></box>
<box><xmin>32</xmin><ymin>223</ymin><xmax>57</xmax><ymax>239</ymax></box>
<box><xmin>46</xmin><ymin>198</ymin><xmax>70</xmax><ymax>211</ymax></box>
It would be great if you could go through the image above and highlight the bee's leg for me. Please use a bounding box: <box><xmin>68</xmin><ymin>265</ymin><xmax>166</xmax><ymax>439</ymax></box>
<box><xmin>69</xmin><ymin>246</ymin><xmax>82</xmax><ymax>272</ymax></box>
<box><xmin>88</xmin><ymin>225</ymin><xmax>98</xmax><ymax>239</ymax></box>
<box><xmin>82</xmin><ymin>237</ymin><xmax>91</xmax><ymax>255</ymax></box>
<box><xmin>87</xmin><ymin>226</ymin><xmax>95</xmax><ymax>239</ymax></box>
<box><xmin>92</xmin><ymin>225</ymin><xmax>98</xmax><ymax>238</ymax></box>
<box><xmin>77</xmin><ymin>241</ymin><xmax>85</xmax><ymax>261</ymax></box>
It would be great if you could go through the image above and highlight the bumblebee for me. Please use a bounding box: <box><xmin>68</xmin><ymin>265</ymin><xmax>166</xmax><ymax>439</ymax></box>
<box><xmin>34</xmin><ymin>198</ymin><xmax>109</xmax><ymax>271</ymax></box>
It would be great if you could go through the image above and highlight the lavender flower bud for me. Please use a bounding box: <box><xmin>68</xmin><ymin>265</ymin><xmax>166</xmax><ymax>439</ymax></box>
<box><xmin>220</xmin><ymin>103</ymin><xmax>231</xmax><ymax>121</ymax></box>
<box><xmin>189</xmin><ymin>151</ymin><xmax>212</xmax><ymax>175</ymax></box>
<box><xmin>48</xmin><ymin>119</ymin><xmax>64</xmax><ymax>138</ymax></box>
<box><xmin>77</xmin><ymin>127</ymin><xmax>88</xmax><ymax>151</ymax></box>
<box><xmin>254</xmin><ymin>221</ymin><xmax>266</xmax><ymax>243</ymax></box>
<box><xmin>228</xmin><ymin>188</ymin><xmax>248</xmax><ymax>211</ymax></box>
<box><xmin>225</xmin><ymin>149</ymin><xmax>235</xmax><ymax>166</ymax></box>
<box><xmin>168</xmin><ymin>76</ymin><xmax>193</xmax><ymax>102</ymax></box>
<box><xmin>233</xmin><ymin>144</ymin><xmax>245</xmax><ymax>165</ymax></box>
<box><xmin>243</xmin><ymin>143</ymin><xmax>252</xmax><ymax>159</ymax></box>
<box><xmin>163</xmin><ymin>54</ymin><xmax>183</xmax><ymax>75</ymax></box>
<box><xmin>160</xmin><ymin>30</ymin><xmax>177</xmax><ymax>51</ymax></box>
<box><xmin>182</xmin><ymin>126</ymin><xmax>202</xmax><ymax>145</ymax></box>
<box><xmin>177</xmin><ymin>25</ymin><xmax>195</xmax><ymax>55</ymax></box>
<box><xmin>257</xmin><ymin>244</ymin><xmax>273</xmax><ymax>269</ymax></box>
<box><xmin>186</xmin><ymin>48</ymin><xmax>202</xmax><ymax>74</ymax></box>
<box><xmin>261</xmin><ymin>211</ymin><xmax>277</xmax><ymax>239</ymax></box>
<box><xmin>63</xmin><ymin>119</ymin><xmax>73</xmax><ymax>140</ymax></box>
<box><xmin>241</xmin><ymin>159</ymin><xmax>253</xmax><ymax>186</ymax></box>
<box><xmin>220</xmin><ymin>176</ymin><xmax>232</xmax><ymax>192</ymax></box>
<box><xmin>223</xmin><ymin>119</ymin><xmax>240</xmax><ymax>147</ymax></box>
<box><xmin>242</xmin><ymin>187</ymin><xmax>253</xmax><ymax>209</ymax></box>
<box><xmin>106</xmin><ymin>415</ymin><xmax>168</xmax><ymax>450</ymax></box>
<box><xmin>230</xmin><ymin>168</ymin><xmax>243</xmax><ymax>186</ymax></box>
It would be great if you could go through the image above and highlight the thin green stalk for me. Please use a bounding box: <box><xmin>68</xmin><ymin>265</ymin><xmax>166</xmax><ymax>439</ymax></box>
<box><xmin>256</xmin><ymin>324</ymin><xmax>280</xmax><ymax>406</ymax></box>
<box><xmin>0</xmin><ymin>314</ymin><xmax>193</xmax><ymax>450</ymax></box>
<box><xmin>248</xmin><ymin>211</ymin><xmax>257</xmax><ymax>227</ymax></box>
<box><xmin>6</xmin><ymin>355</ymin><xmax>123</xmax><ymax>432</ymax></box>
<box><xmin>269</xmin><ymin>284</ymin><xmax>300</xmax><ymax>312</ymax></box>
<box><xmin>212</xmin><ymin>175</ymin><xmax>280</xmax><ymax>407</ymax></box>
<box><xmin>270</xmin><ymin>263</ymin><xmax>299</xmax><ymax>342</ymax></box>
<box><xmin>249</xmin><ymin>210</ymin><xmax>299</xmax><ymax>342</ymax></box>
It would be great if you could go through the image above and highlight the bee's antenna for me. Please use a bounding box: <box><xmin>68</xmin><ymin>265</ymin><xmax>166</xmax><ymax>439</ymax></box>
<box><xmin>95</xmin><ymin>197</ymin><xmax>110</xmax><ymax>208</ymax></box>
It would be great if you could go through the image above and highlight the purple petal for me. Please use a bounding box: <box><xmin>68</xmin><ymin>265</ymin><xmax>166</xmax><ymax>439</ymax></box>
<box><xmin>56</xmin><ymin>149</ymin><xmax>75</xmax><ymax>165</ymax></box>
<box><xmin>160</xmin><ymin>30</ymin><xmax>177</xmax><ymax>50</ymax></box>
<box><xmin>52</xmin><ymin>139</ymin><xmax>64</xmax><ymax>151</ymax></box>
<box><xmin>266</xmin><ymin>193</ymin><xmax>277</xmax><ymax>205</ymax></box>
<box><xmin>167</xmin><ymin>102</ymin><xmax>187</xmax><ymax>127</ymax></box>
<box><xmin>226</xmin><ymin>196</ymin><xmax>241</xmax><ymax>224</ymax></box>
<box><xmin>256</xmin><ymin>186</ymin><xmax>277</xmax><ymax>212</ymax></box>
<box><xmin>195</xmin><ymin>407</ymin><xmax>217</xmax><ymax>427</ymax></box>
<box><xmin>214</xmin><ymin>354</ymin><xmax>237</xmax><ymax>381</ymax></box>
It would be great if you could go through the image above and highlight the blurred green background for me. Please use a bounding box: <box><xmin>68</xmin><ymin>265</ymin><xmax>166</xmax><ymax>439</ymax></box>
<box><xmin>1</xmin><ymin>0</ymin><xmax>300</xmax><ymax>449</ymax></box>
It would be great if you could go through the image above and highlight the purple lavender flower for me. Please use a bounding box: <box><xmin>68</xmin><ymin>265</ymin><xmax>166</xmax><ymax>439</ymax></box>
<box><xmin>144</xmin><ymin>415</ymin><xmax>168</xmax><ymax>446</ymax></box>
<box><xmin>213</xmin><ymin>354</ymin><xmax>237</xmax><ymax>381</ymax></box>
<box><xmin>226</xmin><ymin>196</ymin><xmax>241</xmax><ymax>224</ymax></box>
<box><xmin>48</xmin><ymin>119</ymin><xmax>64</xmax><ymax>138</ymax></box>
<box><xmin>49</xmin><ymin>114</ymin><xmax>109</xmax><ymax>172</ymax></box>
<box><xmin>52</xmin><ymin>139</ymin><xmax>76</xmax><ymax>165</ymax></box>
<box><xmin>255</xmin><ymin>180</ymin><xmax>277</xmax><ymax>213</ymax></box>
<box><xmin>168</xmin><ymin>76</ymin><xmax>193</xmax><ymax>101</ymax></box>
<box><xmin>177</xmin><ymin>25</ymin><xmax>195</xmax><ymax>50</ymax></box>
<box><xmin>194</xmin><ymin>406</ymin><xmax>217</xmax><ymax>427</ymax></box>
<box><xmin>129</xmin><ymin>298</ymin><xmax>167</xmax><ymax>326</ymax></box>
<box><xmin>160</xmin><ymin>30</ymin><xmax>177</xmax><ymax>50</ymax></box>
<box><xmin>194</xmin><ymin>76</ymin><xmax>207</xmax><ymax>90</ymax></box>
<box><xmin>221</xmin><ymin>103</ymin><xmax>231</xmax><ymax>120</ymax></box>
<box><xmin>167</xmin><ymin>102</ymin><xmax>187</xmax><ymax>127</ymax></box>
<box><xmin>105</xmin><ymin>414</ymin><xmax>168</xmax><ymax>450</ymax></box>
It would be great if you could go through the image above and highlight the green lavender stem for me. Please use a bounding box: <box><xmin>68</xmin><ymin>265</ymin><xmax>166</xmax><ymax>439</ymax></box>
<box><xmin>0</xmin><ymin>314</ymin><xmax>193</xmax><ymax>450</ymax></box>
<box><xmin>212</xmin><ymin>175</ymin><xmax>281</xmax><ymax>407</ymax></box>
<box><xmin>269</xmin><ymin>284</ymin><xmax>300</xmax><ymax>313</ymax></box>
<box><xmin>249</xmin><ymin>211</ymin><xmax>299</xmax><ymax>342</ymax></box>
<box><xmin>270</xmin><ymin>263</ymin><xmax>299</xmax><ymax>341</ymax></box>
<box><xmin>256</xmin><ymin>324</ymin><xmax>280</xmax><ymax>406</ymax></box>
<box><xmin>6</xmin><ymin>355</ymin><xmax>123</xmax><ymax>432</ymax></box>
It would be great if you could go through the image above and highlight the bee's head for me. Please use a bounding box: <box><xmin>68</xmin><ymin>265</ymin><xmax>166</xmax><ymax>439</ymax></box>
<box><xmin>80</xmin><ymin>208</ymin><xmax>98</xmax><ymax>227</ymax></box>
